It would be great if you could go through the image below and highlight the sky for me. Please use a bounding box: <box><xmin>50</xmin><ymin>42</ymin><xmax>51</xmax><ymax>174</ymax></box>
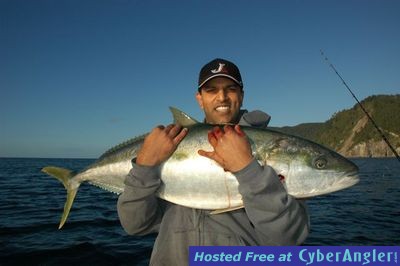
<box><xmin>1</xmin><ymin>0</ymin><xmax>399</xmax><ymax>158</ymax></box>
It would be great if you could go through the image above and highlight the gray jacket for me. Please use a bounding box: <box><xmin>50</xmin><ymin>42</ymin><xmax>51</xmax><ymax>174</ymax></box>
<box><xmin>117</xmin><ymin>110</ymin><xmax>309</xmax><ymax>266</ymax></box>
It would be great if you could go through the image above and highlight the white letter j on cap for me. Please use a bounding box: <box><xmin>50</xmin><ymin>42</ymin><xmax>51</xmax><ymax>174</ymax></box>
<box><xmin>211</xmin><ymin>63</ymin><xmax>225</xmax><ymax>73</ymax></box>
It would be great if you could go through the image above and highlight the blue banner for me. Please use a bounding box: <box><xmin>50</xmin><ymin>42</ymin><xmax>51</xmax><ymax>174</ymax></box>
<box><xmin>189</xmin><ymin>246</ymin><xmax>399</xmax><ymax>265</ymax></box>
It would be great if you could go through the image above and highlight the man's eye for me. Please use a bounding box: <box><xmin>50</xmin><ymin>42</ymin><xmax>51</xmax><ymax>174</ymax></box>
<box><xmin>203</xmin><ymin>87</ymin><xmax>217</xmax><ymax>93</ymax></box>
<box><xmin>227</xmin><ymin>86</ymin><xmax>240</xmax><ymax>92</ymax></box>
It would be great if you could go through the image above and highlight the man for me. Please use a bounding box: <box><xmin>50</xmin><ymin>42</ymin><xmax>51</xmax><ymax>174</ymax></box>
<box><xmin>117</xmin><ymin>58</ymin><xmax>309</xmax><ymax>265</ymax></box>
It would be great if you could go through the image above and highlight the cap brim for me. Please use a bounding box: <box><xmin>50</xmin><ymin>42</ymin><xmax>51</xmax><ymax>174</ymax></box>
<box><xmin>198</xmin><ymin>74</ymin><xmax>242</xmax><ymax>89</ymax></box>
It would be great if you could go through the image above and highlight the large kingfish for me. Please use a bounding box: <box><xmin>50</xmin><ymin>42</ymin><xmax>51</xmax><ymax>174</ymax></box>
<box><xmin>42</xmin><ymin>107</ymin><xmax>359</xmax><ymax>229</ymax></box>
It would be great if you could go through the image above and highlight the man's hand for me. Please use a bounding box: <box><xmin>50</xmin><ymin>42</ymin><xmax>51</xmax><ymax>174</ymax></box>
<box><xmin>136</xmin><ymin>124</ymin><xmax>188</xmax><ymax>166</ymax></box>
<box><xmin>198</xmin><ymin>125</ymin><xmax>253</xmax><ymax>172</ymax></box>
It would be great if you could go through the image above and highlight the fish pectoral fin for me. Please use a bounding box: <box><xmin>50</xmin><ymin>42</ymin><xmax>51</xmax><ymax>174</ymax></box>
<box><xmin>169</xmin><ymin>106</ymin><xmax>199</xmax><ymax>127</ymax></box>
<box><xmin>41</xmin><ymin>166</ymin><xmax>81</xmax><ymax>229</ymax></box>
<box><xmin>210</xmin><ymin>205</ymin><xmax>244</xmax><ymax>215</ymax></box>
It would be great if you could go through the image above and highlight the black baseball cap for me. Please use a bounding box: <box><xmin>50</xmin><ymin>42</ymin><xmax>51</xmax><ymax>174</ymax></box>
<box><xmin>198</xmin><ymin>58</ymin><xmax>243</xmax><ymax>91</ymax></box>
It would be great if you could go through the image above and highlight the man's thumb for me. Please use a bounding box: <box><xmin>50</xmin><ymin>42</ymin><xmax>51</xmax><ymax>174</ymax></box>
<box><xmin>198</xmin><ymin>149</ymin><xmax>214</xmax><ymax>159</ymax></box>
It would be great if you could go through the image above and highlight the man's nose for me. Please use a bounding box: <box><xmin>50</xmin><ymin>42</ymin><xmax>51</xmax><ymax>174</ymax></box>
<box><xmin>216</xmin><ymin>89</ymin><xmax>228</xmax><ymax>101</ymax></box>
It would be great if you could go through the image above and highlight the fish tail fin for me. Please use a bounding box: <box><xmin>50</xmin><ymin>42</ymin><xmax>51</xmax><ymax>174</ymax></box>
<box><xmin>41</xmin><ymin>166</ymin><xmax>81</xmax><ymax>229</ymax></box>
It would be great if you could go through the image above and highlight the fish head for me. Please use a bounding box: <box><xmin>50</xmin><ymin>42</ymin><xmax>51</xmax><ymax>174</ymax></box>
<box><xmin>263</xmin><ymin>137</ymin><xmax>359</xmax><ymax>198</ymax></box>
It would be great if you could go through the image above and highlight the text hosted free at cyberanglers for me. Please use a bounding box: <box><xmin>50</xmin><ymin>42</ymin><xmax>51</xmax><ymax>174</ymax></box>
<box><xmin>189</xmin><ymin>246</ymin><xmax>399</xmax><ymax>265</ymax></box>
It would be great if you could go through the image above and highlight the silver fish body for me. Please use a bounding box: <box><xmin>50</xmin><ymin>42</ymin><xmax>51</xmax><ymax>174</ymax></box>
<box><xmin>42</xmin><ymin>115</ymin><xmax>359</xmax><ymax>228</ymax></box>
<box><xmin>159</xmin><ymin>123</ymin><xmax>359</xmax><ymax>209</ymax></box>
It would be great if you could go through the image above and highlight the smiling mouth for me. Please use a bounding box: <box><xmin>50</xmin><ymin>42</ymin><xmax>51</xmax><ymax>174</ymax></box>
<box><xmin>215</xmin><ymin>106</ymin><xmax>230</xmax><ymax>113</ymax></box>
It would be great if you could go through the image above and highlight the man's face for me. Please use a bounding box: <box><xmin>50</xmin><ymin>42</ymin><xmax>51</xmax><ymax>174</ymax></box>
<box><xmin>196</xmin><ymin>77</ymin><xmax>244</xmax><ymax>124</ymax></box>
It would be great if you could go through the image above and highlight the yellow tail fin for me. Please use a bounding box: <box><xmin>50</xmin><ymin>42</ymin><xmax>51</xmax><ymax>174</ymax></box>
<box><xmin>41</xmin><ymin>166</ymin><xmax>81</xmax><ymax>229</ymax></box>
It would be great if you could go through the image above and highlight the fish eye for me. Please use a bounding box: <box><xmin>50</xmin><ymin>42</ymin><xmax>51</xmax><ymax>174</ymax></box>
<box><xmin>314</xmin><ymin>157</ymin><xmax>327</xmax><ymax>169</ymax></box>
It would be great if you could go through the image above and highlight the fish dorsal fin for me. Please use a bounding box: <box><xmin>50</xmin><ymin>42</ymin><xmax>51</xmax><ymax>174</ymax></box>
<box><xmin>169</xmin><ymin>106</ymin><xmax>199</xmax><ymax>127</ymax></box>
<box><xmin>98</xmin><ymin>133</ymin><xmax>147</xmax><ymax>160</ymax></box>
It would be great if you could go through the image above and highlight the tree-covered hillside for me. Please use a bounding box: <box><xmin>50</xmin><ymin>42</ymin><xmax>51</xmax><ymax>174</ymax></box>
<box><xmin>274</xmin><ymin>94</ymin><xmax>400</xmax><ymax>157</ymax></box>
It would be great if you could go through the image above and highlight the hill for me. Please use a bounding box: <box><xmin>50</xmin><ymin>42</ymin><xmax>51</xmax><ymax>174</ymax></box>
<box><xmin>273</xmin><ymin>94</ymin><xmax>400</xmax><ymax>157</ymax></box>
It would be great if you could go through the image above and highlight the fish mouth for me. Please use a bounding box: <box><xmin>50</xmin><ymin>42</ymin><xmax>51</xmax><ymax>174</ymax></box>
<box><xmin>326</xmin><ymin>170</ymin><xmax>360</xmax><ymax>195</ymax></box>
<box><xmin>339</xmin><ymin>171</ymin><xmax>360</xmax><ymax>187</ymax></box>
<box><xmin>294</xmin><ymin>170</ymin><xmax>360</xmax><ymax>199</ymax></box>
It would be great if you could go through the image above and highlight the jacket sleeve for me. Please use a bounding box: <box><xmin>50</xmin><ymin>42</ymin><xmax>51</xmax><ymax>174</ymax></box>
<box><xmin>239</xmin><ymin>110</ymin><xmax>271</xmax><ymax>128</ymax></box>
<box><xmin>117</xmin><ymin>162</ymin><xmax>164</xmax><ymax>236</ymax></box>
<box><xmin>234</xmin><ymin>159</ymin><xmax>310</xmax><ymax>245</ymax></box>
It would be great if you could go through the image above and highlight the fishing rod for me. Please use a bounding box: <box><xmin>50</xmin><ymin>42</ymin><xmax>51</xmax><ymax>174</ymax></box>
<box><xmin>320</xmin><ymin>50</ymin><xmax>400</xmax><ymax>163</ymax></box>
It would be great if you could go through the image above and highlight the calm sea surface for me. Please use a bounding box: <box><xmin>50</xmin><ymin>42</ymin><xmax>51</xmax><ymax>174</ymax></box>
<box><xmin>0</xmin><ymin>158</ymin><xmax>399</xmax><ymax>265</ymax></box>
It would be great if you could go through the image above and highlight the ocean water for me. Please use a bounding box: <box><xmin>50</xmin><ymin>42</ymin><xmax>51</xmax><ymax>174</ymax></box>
<box><xmin>0</xmin><ymin>158</ymin><xmax>399</xmax><ymax>265</ymax></box>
